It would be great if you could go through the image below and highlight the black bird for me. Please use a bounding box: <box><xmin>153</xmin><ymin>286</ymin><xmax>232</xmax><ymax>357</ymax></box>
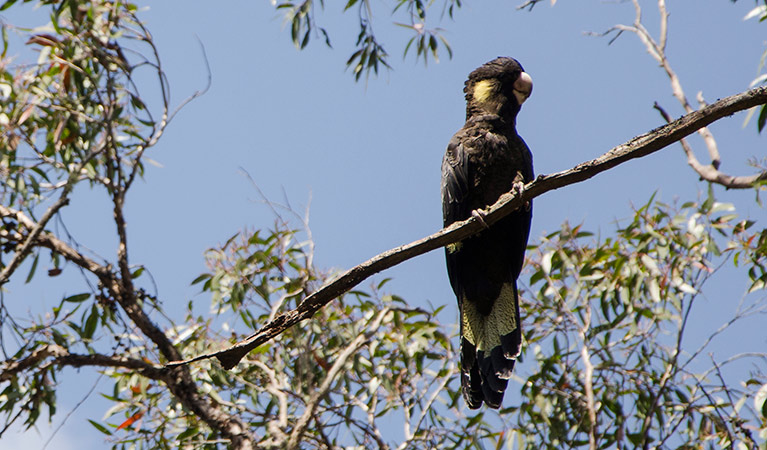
<box><xmin>441</xmin><ymin>57</ymin><xmax>534</xmax><ymax>409</ymax></box>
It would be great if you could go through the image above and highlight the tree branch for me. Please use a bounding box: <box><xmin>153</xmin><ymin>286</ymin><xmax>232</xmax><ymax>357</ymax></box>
<box><xmin>0</xmin><ymin>209</ymin><xmax>258</xmax><ymax>449</ymax></box>
<box><xmin>653</xmin><ymin>103</ymin><xmax>767</xmax><ymax>188</ymax></box>
<box><xmin>0</xmin><ymin>204</ymin><xmax>115</xmax><ymax>280</ymax></box>
<box><xmin>579</xmin><ymin>306</ymin><xmax>597</xmax><ymax>450</ymax></box>
<box><xmin>285</xmin><ymin>307</ymin><xmax>390</xmax><ymax>450</ymax></box>
<box><xmin>0</xmin><ymin>144</ymin><xmax>104</xmax><ymax>286</ymax></box>
<box><xmin>625</xmin><ymin>0</ymin><xmax>721</xmax><ymax>166</ymax></box>
<box><xmin>250</xmin><ymin>359</ymin><xmax>289</xmax><ymax>448</ymax></box>
<box><xmin>0</xmin><ymin>344</ymin><xmax>166</xmax><ymax>382</ymax></box>
<box><xmin>166</xmin><ymin>85</ymin><xmax>767</xmax><ymax>370</ymax></box>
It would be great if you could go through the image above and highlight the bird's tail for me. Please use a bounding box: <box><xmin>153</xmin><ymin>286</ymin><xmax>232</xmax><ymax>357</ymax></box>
<box><xmin>460</xmin><ymin>282</ymin><xmax>521</xmax><ymax>409</ymax></box>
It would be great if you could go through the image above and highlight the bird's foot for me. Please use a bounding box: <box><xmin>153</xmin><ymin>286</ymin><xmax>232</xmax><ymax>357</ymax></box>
<box><xmin>472</xmin><ymin>209</ymin><xmax>490</xmax><ymax>229</ymax></box>
<box><xmin>512</xmin><ymin>181</ymin><xmax>531</xmax><ymax>212</ymax></box>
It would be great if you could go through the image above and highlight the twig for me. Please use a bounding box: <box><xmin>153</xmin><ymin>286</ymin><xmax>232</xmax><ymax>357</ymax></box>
<box><xmin>578</xmin><ymin>305</ymin><xmax>597</xmax><ymax>450</ymax></box>
<box><xmin>653</xmin><ymin>102</ymin><xmax>767</xmax><ymax>188</ymax></box>
<box><xmin>353</xmin><ymin>396</ymin><xmax>390</xmax><ymax>450</ymax></box>
<box><xmin>0</xmin><ymin>344</ymin><xmax>167</xmax><ymax>382</ymax></box>
<box><xmin>0</xmin><ymin>144</ymin><xmax>104</xmax><ymax>286</ymax></box>
<box><xmin>622</xmin><ymin>1</ymin><xmax>721</xmax><ymax>167</ymax></box>
<box><xmin>285</xmin><ymin>307</ymin><xmax>391</xmax><ymax>450</ymax></box>
<box><xmin>250</xmin><ymin>359</ymin><xmax>289</xmax><ymax>447</ymax></box>
<box><xmin>42</xmin><ymin>373</ymin><xmax>103</xmax><ymax>450</ymax></box>
<box><xmin>516</xmin><ymin>0</ymin><xmax>546</xmax><ymax>11</ymax></box>
<box><xmin>396</xmin><ymin>362</ymin><xmax>456</xmax><ymax>450</ymax></box>
<box><xmin>166</xmin><ymin>85</ymin><xmax>767</xmax><ymax>370</ymax></box>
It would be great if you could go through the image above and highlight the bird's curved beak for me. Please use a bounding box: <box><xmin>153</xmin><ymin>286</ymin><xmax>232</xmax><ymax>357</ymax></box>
<box><xmin>513</xmin><ymin>71</ymin><xmax>533</xmax><ymax>105</ymax></box>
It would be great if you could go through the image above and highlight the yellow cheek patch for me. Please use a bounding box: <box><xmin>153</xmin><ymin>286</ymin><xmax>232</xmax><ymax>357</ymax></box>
<box><xmin>447</xmin><ymin>241</ymin><xmax>463</xmax><ymax>254</ymax></box>
<box><xmin>473</xmin><ymin>79</ymin><xmax>497</xmax><ymax>103</ymax></box>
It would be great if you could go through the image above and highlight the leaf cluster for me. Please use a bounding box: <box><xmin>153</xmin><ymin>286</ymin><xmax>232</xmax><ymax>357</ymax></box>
<box><xmin>95</xmin><ymin>226</ymin><xmax>501</xmax><ymax>449</ymax></box>
<box><xmin>275</xmin><ymin>0</ymin><xmax>456</xmax><ymax>81</ymax></box>
<box><xmin>0</xmin><ymin>0</ymin><xmax>162</xmax><ymax>212</ymax></box>
<box><xmin>512</xmin><ymin>192</ymin><xmax>767</xmax><ymax>449</ymax></box>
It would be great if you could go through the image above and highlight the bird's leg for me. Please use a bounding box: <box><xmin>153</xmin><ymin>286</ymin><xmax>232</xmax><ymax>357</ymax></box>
<box><xmin>512</xmin><ymin>181</ymin><xmax>531</xmax><ymax>212</ymax></box>
<box><xmin>472</xmin><ymin>209</ymin><xmax>491</xmax><ymax>229</ymax></box>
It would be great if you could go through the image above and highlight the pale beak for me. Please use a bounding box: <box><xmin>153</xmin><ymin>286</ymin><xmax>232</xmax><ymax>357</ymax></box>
<box><xmin>513</xmin><ymin>71</ymin><xmax>533</xmax><ymax>105</ymax></box>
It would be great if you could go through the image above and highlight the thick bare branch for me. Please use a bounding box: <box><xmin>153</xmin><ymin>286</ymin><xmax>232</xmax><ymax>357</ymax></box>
<box><xmin>0</xmin><ymin>345</ymin><xmax>66</xmax><ymax>381</ymax></box>
<box><xmin>165</xmin><ymin>86</ymin><xmax>767</xmax><ymax>371</ymax></box>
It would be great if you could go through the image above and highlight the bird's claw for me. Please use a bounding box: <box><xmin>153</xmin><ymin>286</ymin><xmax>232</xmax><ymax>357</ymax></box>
<box><xmin>472</xmin><ymin>209</ymin><xmax>490</xmax><ymax>229</ymax></box>
<box><xmin>512</xmin><ymin>181</ymin><xmax>531</xmax><ymax>212</ymax></box>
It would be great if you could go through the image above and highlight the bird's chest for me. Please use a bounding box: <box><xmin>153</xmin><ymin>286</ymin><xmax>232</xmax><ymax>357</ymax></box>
<box><xmin>468</xmin><ymin>132</ymin><xmax>524</xmax><ymax>205</ymax></box>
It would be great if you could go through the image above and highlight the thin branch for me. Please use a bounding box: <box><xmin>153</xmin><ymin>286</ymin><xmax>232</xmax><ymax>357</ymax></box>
<box><xmin>396</xmin><ymin>363</ymin><xmax>456</xmax><ymax>450</ymax></box>
<box><xmin>250</xmin><ymin>359</ymin><xmax>289</xmax><ymax>447</ymax></box>
<box><xmin>0</xmin><ymin>144</ymin><xmax>104</xmax><ymax>286</ymax></box>
<box><xmin>0</xmin><ymin>344</ymin><xmax>167</xmax><ymax>382</ymax></box>
<box><xmin>579</xmin><ymin>304</ymin><xmax>597</xmax><ymax>450</ymax></box>
<box><xmin>123</xmin><ymin>15</ymin><xmax>170</xmax><ymax>192</ymax></box>
<box><xmin>516</xmin><ymin>0</ymin><xmax>546</xmax><ymax>11</ymax></box>
<box><xmin>42</xmin><ymin>373</ymin><xmax>103</xmax><ymax>450</ymax></box>
<box><xmin>625</xmin><ymin>0</ymin><xmax>721</xmax><ymax>167</ymax></box>
<box><xmin>165</xmin><ymin>85</ymin><xmax>767</xmax><ymax>370</ymax></box>
<box><xmin>657</xmin><ymin>0</ymin><xmax>667</xmax><ymax>53</ymax></box>
<box><xmin>653</xmin><ymin>103</ymin><xmax>767</xmax><ymax>188</ymax></box>
<box><xmin>0</xmin><ymin>206</ymin><xmax>258</xmax><ymax>449</ymax></box>
<box><xmin>286</xmin><ymin>307</ymin><xmax>390</xmax><ymax>450</ymax></box>
<box><xmin>351</xmin><ymin>396</ymin><xmax>390</xmax><ymax>450</ymax></box>
<box><xmin>124</xmin><ymin>33</ymin><xmax>211</xmax><ymax>192</ymax></box>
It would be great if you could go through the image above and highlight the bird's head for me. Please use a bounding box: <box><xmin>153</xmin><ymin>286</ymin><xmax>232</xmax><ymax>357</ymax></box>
<box><xmin>464</xmin><ymin>57</ymin><xmax>533</xmax><ymax>121</ymax></box>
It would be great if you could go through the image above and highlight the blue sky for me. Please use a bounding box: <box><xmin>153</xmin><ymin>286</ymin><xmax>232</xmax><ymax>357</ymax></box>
<box><xmin>2</xmin><ymin>0</ymin><xmax>766</xmax><ymax>447</ymax></box>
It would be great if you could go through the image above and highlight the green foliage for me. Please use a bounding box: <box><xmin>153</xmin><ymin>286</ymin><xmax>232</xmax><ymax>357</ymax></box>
<box><xmin>277</xmin><ymin>0</ymin><xmax>330</xmax><ymax>50</ymax></box>
<box><xmin>347</xmin><ymin>19</ymin><xmax>391</xmax><ymax>81</ymax></box>
<box><xmin>81</xmin><ymin>193</ymin><xmax>767</xmax><ymax>449</ymax></box>
<box><xmin>0</xmin><ymin>0</ymin><xmax>170</xmax><ymax>436</ymax></box>
<box><xmin>1</xmin><ymin>1</ymin><xmax>766</xmax><ymax>449</ymax></box>
<box><xmin>516</xmin><ymin>193</ymin><xmax>767</xmax><ymax>449</ymax></box>
<box><xmin>98</xmin><ymin>226</ymin><xmax>499</xmax><ymax>448</ymax></box>
<box><xmin>742</xmin><ymin>3</ymin><xmax>767</xmax><ymax>132</ymax></box>
<box><xmin>274</xmin><ymin>0</ymin><xmax>454</xmax><ymax>80</ymax></box>
<box><xmin>0</xmin><ymin>0</ymin><xmax>161</xmax><ymax>213</ymax></box>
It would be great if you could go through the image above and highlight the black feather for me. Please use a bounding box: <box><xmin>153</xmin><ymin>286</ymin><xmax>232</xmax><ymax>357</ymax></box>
<box><xmin>461</xmin><ymin>338</ymin><xmax>484</xmax><ymax>409</ymax></box>
<box><xmin>442</xmin><ymin>57</ymin><xmax>534</xmax><ymax>409</ymax></box>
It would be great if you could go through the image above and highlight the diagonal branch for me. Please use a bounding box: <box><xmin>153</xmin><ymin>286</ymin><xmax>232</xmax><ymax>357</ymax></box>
<box><xmin>166</xmin><ymin>86</ymin><xmax>767</xmax><ymax>371</ymax></box>
<box><xmin>0</xmin><ymin>204</ymin><xmax>115</xmax><ymax>280</ymax></box>
<box><xmin>592</xmin><ymin>0</ymin><xmax>724</xmax><ymax>170</ymax></box>
<box><xmin>0</xmin><ymin>207</ymin><xmax>258</xmax><ymax>449</ymax></box>
<box><xmin>0</xmin><ymin>144</ymin><xmax>105</xmax><ymax>286</ymax></box>
<box><xmin>624</xmin><ymin>0</ymin><xmax>721</xmax><ymax>166</ymax></box>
